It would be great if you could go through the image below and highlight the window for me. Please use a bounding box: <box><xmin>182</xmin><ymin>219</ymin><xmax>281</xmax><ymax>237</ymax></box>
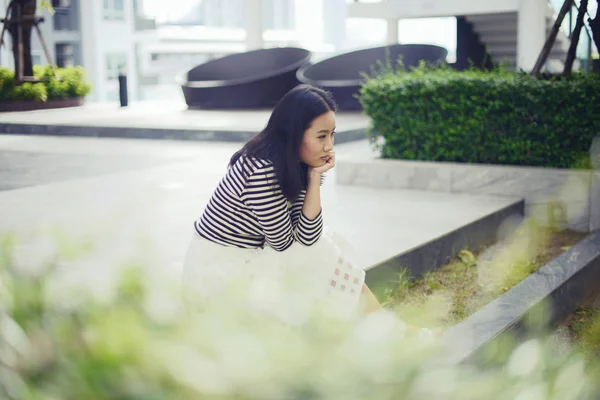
<box><xmin>52</xmin><ymin>0</ymin><xmax>71</xmax><ymax>7</ymax></box>
<box><xmin>32</xmin><ymin>51</ymin><xmax>43</xmax><ymax>66</ymax></box>
<box><xmin>106</xmin><ymin>53</ymin><xmax>128</xmax><ymax>80</ymax></box>
<box><xmin>56</xmin><ymin>43</ymin><xmax>76</xmax><ymax>67</ymax></box>
<box><xmin>54</xmin><ymin>13</ymin><xmax>73</xmax><ymax>30</ymax></box>
<box><xmin>104</xmin><ymin>0</ymin><xmax>125</xmax><ymax>20</ymax></box>
<box><xmin>52</xmin><ymin>0</ymin><xmax>78</xmax><ymax>31</ymax></box>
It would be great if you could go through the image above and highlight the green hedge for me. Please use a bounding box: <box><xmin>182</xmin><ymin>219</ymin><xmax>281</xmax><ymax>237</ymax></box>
<box><xmin>0</xmin><ymin>65</ymin><xmax>92</xmax><ymax>102</ymax></box>
<box><xmin>358</xmin><ymin>66</ymin><xmax>600</xmax><ymax>169</ymax></box>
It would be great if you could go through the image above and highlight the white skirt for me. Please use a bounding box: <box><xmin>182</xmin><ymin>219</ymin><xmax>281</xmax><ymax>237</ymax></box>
<box><xmin>181</xmin><ymin>227</ymin><xmax>366</xmax><ymax>324</ymax></box>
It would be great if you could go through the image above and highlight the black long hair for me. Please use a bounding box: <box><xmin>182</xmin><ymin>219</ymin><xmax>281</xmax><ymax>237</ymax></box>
<box><xmin>229</xmin><ymin>84</ymin><xmax>337</xmax><ymax>201</ymax></box>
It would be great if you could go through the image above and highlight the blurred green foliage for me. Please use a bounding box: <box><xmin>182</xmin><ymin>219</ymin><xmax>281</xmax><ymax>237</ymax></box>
<box><xmin>0</xmin><ymin>232</ymin><xmax>599</xmax><ymax>399</ymax></box>
<box><xmin>0</xmin><ymin>66</ymin><xmax>92</xmax><ymax>102</ymax></box>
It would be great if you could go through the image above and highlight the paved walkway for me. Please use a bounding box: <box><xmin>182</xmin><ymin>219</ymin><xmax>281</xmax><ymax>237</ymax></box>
<box><xmin>0</xmin><ymin>135</ymin><xmax>520</xmax><ymax>292</ymax></box>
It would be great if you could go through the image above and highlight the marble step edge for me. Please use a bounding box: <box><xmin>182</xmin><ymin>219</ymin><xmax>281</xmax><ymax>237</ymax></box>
<box><xmin>364</xmin><ymin>197</ymin><xmax>526</xmax><ymax>291</ymax></box>
<box><xmin>439</xmin><ymin>229</ymin><xmax>600</xmax><ymax>366</ymax></box>
<box><xmin>0</xmin><ymin>123</ymin><xmax>368</xmax><ymax>144</ymax></box>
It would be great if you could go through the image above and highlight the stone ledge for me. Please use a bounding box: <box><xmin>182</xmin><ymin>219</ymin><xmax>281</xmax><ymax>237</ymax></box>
<box><xmin>0</xmin><ymin>123</ymin><xmax>256</xmax><ymax>142</ymax></box>
<box><xmin>591</xmin><ymin>172</ymin><xmax>600</xmax><ymax>231</ymax></box>
<box><xmin>337</xmin><ymin>158</ymin><xmax>597</xmax><ymax>232</ymax></box>
<box><xmin>438</xmin><ymin>230</ymin><xmax>600</xmax><ymax>366</ymax></box>
<box><xmin>365</xmin><ymin>199</ymin><xmax>525</xmax><ymax>294</ymax></box>
<box><xmin>0</xmin><ymin>123</ymin><xmax>367</xmax><ymax>144</ymax></box>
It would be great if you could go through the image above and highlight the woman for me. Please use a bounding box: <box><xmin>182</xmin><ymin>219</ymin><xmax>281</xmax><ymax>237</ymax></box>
<box><xmin>182</xmin><ymin>84</ymin><xmax>382</xmax><ymax>322</ymax></box>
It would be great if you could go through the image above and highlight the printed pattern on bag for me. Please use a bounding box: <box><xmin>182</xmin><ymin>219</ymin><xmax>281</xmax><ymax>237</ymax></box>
<box><xmin>330</xmin><ymin>256</ymin><xmax>363</xmax><ymax>295</ymax></box>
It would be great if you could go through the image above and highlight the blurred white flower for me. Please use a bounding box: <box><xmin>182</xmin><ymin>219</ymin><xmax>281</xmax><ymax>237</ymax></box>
<box><xmin>508</xmin><ymin>339</ymin><xmax>542</xmax><ymax>377</ymax></box>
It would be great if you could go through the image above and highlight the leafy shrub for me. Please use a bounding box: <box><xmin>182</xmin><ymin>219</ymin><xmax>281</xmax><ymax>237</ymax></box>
<box><xmin>0</xmin><ymin>232</ymin><xmax>599</xmax><ymax>399</ymax></box>
<box><xmin>359</xmin><ymin>65</ymin><xmax>600</xmax><ymax>169</ymax></box>
<box><xmin>0</xmin><ymin>68</ymin><xmax>18</xmax><ymax>101</ymax></box>
<box><xmin>34</xmin><ymin>64</ymin><xmax>92</xmax><ymax>99</ymax></box>
<box><xmin>12</xmin><ymin>82</ymin><xmax>48</xmax><ymax>102</ymax></box>
<box><xmin>0</xmin><ymin>65</ymin><xmax>92</xmax><ymax>102</ymax></box>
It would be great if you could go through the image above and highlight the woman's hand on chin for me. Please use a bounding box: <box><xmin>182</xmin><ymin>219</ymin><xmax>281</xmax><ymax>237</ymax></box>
<box><xmin>308</xmin><ymin>152</ymin><xmax>335</xmax><ymax>177</ymax></box>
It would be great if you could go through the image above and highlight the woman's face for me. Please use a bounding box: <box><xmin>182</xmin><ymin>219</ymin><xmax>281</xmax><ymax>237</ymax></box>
<box><xmin>299</xmin><ymin>111</ymin><xmax>336</xmax><ymax>167</ymax></box>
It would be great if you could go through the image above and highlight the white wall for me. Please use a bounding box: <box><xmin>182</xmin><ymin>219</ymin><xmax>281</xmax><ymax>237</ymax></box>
<box><xmin>82</xmin><ymin>0</ymin><xmax>160</xmax><ymax>103</ymax></box>
<box><xmin>95</xmin><ymin>2</ymin><xmax>138</xmax><ymax>102</ymax></box>
<box><xmin>398</xmin><ymin>17</ymin><xmax>457</xmax><ymax>63</ymax></box>
<box><xmin>295</xmin><ymin>0</ymin><xmax>324</xmax><ymax>47</ymax></box>
<box><xmin>517</xmin><ymin>0</ymin><xmax>546</xmax><ymax>71</ymax></box>
<box><xmin>79</xmin><ymin>0</ymin><xmax>103</xmax><ymax>102</ymax></box>
<box><xmin>322</xmin><ymin>0</ymin><xmax>347</xmax><ymax>51</ymax></box>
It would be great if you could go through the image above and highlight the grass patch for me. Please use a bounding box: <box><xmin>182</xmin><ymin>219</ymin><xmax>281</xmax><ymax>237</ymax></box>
<box><xmin>559</xmin><ymin>307</ymin><xmax>600</xmax><ymax>360</ymax></box>
<box><xmin>381</xmin><ymin>222</ymin><xmax>588</xmax><ymax>329</ymax></box>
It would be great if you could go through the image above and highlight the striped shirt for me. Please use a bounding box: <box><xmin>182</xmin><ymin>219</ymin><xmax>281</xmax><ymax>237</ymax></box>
<box><xmin>194</xmin><ymin>155</ymin><xmax>323</xmax><ymax>251</ymax></box>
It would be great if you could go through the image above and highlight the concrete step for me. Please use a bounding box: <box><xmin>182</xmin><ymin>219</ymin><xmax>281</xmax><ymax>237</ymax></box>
<box><xmin>479</xmin><ymin>30</ymin><xmax>568</xmax><ymax>43</ymax></box>
<box><xmin>466</xmin><ymin>12</ymin><xmax>517</xmax><ymax>25</ymax></box>
<box><xmin>471</xmin><ymin>23</ymin><xmax>518</xmax><ymax>35</ymax></box>
<box><xmin>335</xmin><ymin>146</ymin><xmax>526</xmax><ymax>278</ymax></box>
<box><xmin>488</xmin><ymin>44</ymin><xmax>567</xmax><ymax>58</ymax></box>
<box><xmin>363</xmin><ymin>194</ymin><xmax>525</xmax><ymax>291</ymax></box>
<box><xmin>467</xmin><ymin>8</ymin><xmax>573</xmax><ymax>70</ymax></box>
<box><xmin>478</xmin><ymin>33</ymin><xmax>517</xmax><ymax>44</ymax></box>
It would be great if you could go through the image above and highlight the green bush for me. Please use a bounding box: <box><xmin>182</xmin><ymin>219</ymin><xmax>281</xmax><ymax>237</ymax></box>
<box><xmin>359</xmin><ymin>65</ymin><xmax>600</xmax><ymax>169</ymax></box>
<box><xmin>0</xmin><ymin>80</ymin><xmax>47</xmax><ymax>102</ymax></box>
<box><xmin>0</xmin><ymin>232</ymin><xmax>599</xmax><ymax>399</ymax></box>
<box><xmin>0</xmin><ymin>65</ymin><xmax>92</xmax><ymax>102</ymax></box>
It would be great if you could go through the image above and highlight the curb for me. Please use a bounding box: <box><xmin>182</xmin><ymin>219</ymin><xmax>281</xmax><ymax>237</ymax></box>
<box><xmin>440</xmin><ymin>229</ymin><xmax>600</xmax><ymax>366</ymax></box>
<box><xmin>0</xmin><ymin>123</ymin><xmax>368</xmax><ymax>144</ymax></box>
<box><xmin>364</xmin><ymin>199</ymin><xmax>526</xmax><ymax>293</ymax></box>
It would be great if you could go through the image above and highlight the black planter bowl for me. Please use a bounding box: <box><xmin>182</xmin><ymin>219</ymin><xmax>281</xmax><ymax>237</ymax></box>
<box><xmin>297</xmin><ymin>44</ymin><xmax>448</xmax><ymax>111</ymax></box>
<box><xmin>177</xmin><ymin>47</ymin><xmax>312</xmax><ymax>109</ymax></box>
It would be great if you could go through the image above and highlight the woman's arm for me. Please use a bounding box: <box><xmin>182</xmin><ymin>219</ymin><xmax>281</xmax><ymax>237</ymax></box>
<box><xmin>302</xmin><ymin>169</ymin><xmax>322</xmax><ymax>220</ymax></box>
<box><xmin>303</xmin><ymin>151</ymin><xmax>335</xmax><ymax>219</ymax></box>
<box><xmin>241</xmin><ymin>162</ymin><xmax>295</xmax><ymax>252</ymax></box>
<box><xmin>292</xmin><ymin>153</ymin><xmax>336</xmax><ymax>246</ymax></box>
<box><xmin>291</xmin><ymin>172</ymin><xmax>324</xmax><ymax>246</ymax></box>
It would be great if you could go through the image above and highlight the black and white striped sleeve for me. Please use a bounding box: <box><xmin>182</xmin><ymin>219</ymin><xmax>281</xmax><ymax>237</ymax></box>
<box><xmin>241</xmin><ymin>161</ymin><xmax>294</xmax><ymax>252</ymax></box>
<box><xmin>290</xmin><ymin>191</ymin><xmax>323</xmax><ymax>246</ymax></box>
